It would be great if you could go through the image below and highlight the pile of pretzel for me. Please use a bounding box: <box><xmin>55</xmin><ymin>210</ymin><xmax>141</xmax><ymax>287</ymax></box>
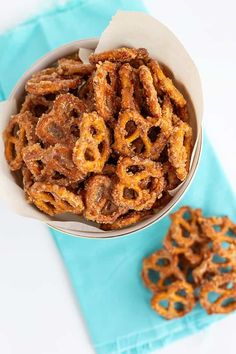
<box><xmin>142</xmin><ymin>206</ymin><xmax>236</xmax><ymax>319</ymax></box>
<box><xmin>4</xmin><ymin>47</ymin><xmax>192</xmax><ymax>229</ymax></box>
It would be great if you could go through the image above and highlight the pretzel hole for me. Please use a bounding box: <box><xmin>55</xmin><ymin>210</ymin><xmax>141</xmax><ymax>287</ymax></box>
<box><xmin>131</xmin><ymin>138</ymin><xmax>145</xmax><ymax>154</ymax></box>
<box><xmin>70</xmin><ymin>124</ymin><xmax>80</xmax><ymax>138</ymax></box>
<box><xmin>11</xmin><ymin>123</ymin><xmax>20</xmax><ymax>137</ymax></box>
<box><xmin>48</xmin><ymin>122</ymin><xmax>65</xmax><ymax>139</ymax></box>
<box><xmin>163</xmin><ymin>275</ymin><xmax>178</xmax><ymax>287</ymax></box>
<box><xmin>106</xmin><ymin>74</ymin><xmax>112</xmax><ymax>86</ymax></box>
<box><xmin>176</xmin><ymin>288</ymin><xmax>187</xmax><ymax>297</ymax></box>
<box><xmin>213</xmin><ymin>225</ymin><xmax>222</xmax><ymax>232</ymax></box>
<box><xmin>183</xmin><ymin>211</ymin><xmax>192</xmax><ymax>220</ymax></box>
<box><xmin>9</xmin><ymin>142</ymin><xmax>17</xmax><ymax>159</ymax></box>
<box><xmin>180</xmin><ymin>225</ymin><xmax>190</xmax><ymax>238</ymax></box>
<box><xmin>221</xmin><ymin>297</ymin><xmax>236</xmax><ymax>308</ymax></box>
<box><xmin>126</xmin><ymin>165</ymin><xmax>145</xmax><ymax>174</ymax></box>
<box><xmin>159</xmin><ymin>146</ymin><xmax>168</xmax><ymax>163</ymax></box>
<box><xmin>226</xmin><ymin>229</ymin><xmax>236</xmax><ymax>237</ymax></box>
<box><xmin>44</xmin><ymin>201</ymin><xmax>56</xmax><ymax>212</ymax></box>
<box><xmin>102</xmin><ymin>200</ymin><xmax>118</xmax><ymax>215</ymax></box>
<box><xmin>123</xmin><ymin>187</ymin><xmax>138</xmax><ymax>200</ymax></box>
<box><xmin>85</xmin><ymin>149</ymin><xmax>95</xmax><ymax>161</ymax></box>
<box><xmin>220</xmin><ymin>266</ymin><xmax>233</xmax><ymax>273</ymax></box>
<box><xmin>52</xmin><ymin>171</ymin><xmax>67</xmax><ymax>180</ymax></box>
<box><xmin>148</xmin><ymin>126</ymin><xmax>161</xmax><ymax>142</ymax></box>
<box><xmin>23</xmin><ymin>134</ymin><xmax>29</xmax><ymax>147</ymax></box>
<box><xmin>70</xmin><ymin>109</ymin><xmax>80</xmax><ymax>118</ymax></box>
<box><xmin>37</xmin><ymin>160</ymin><xmax>45</xmax><ymax>171</ymax></box>
<box><xmin>148</xmin><ymin>269</ymin><xmax>160</xmax><ymax>284</ymax></box>
<box><xmin>98</xmin><ymin>142</ymin><xmax>104</xmax><ymax>153</ymax></box>
<box><xmin>125</xmin><ymin>121</ymin><xmax>137</xmax><ymax>137</ymax></box>
<box><xmin>90</xmin><ymin>126</ymin><xmax>97</xmax><ymax>135</ymax></box>
<box><xmin>159</xmin><ymin>300</ymin><xmax>169</xmax><ymax>309</ymax></box>
<box><xmin>208</xmin><ymin>291</ymin><xmax>221</xmax><ymax>303</ymax></box>
<box><xmin>156</xmin><ymin>258</ymin><xmax>171</xmax><ymax>267</ymax></box>
<box><xmin>34</xmin><ymin>105</ymin><xmax>48</xmax><ymax>117</ymax></box>
<box><xmin>174</xmin><ymin>302</ymin><xmax>185</xmax><ymax>312</ymax></box>
<box><xmin>45</xmin><ymin>93</ymin><xmax>56</xmax><ymax>101</ymax></box>
<box><xmin>212</xmin><ymin>254</ymin><xmax>228</xmax><ymax>264</ymax></box>
<box><xmin>220</xmin><ymin>281</ymin><xmax>233</xmax><ymax>290</ymax></box>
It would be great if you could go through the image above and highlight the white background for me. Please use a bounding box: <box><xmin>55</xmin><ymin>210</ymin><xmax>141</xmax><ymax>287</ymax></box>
<box><xmin>0</xmin><ymin>0</ymin><xmax>236</xmax><ymax>353</ymax></box>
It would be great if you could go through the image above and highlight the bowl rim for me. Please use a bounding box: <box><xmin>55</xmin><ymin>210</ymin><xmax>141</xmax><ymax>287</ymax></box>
<box><xmin>9</xmin><ymin>37</ymin><xmax>203</xmax><ymax>239</ymax></box>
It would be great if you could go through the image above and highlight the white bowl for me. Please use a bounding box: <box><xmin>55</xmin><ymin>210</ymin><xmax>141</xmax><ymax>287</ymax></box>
<box><xmin>9</xmin><ymin>38</ymin><xmax>202</xmax><ymax>238</ymax></box>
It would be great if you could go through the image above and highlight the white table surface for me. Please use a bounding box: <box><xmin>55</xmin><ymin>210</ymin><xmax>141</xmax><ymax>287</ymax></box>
<box><xmin>0</xmin><ymin>0</ymin><xmax>236</xmax><ymax>353</ymax></box>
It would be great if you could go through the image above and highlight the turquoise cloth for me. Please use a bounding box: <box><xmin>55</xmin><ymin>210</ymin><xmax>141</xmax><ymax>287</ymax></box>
<box><xmin>1</xmin><ymin>1</ymin><xmax>236</xmax><ymax>353</ymax></box>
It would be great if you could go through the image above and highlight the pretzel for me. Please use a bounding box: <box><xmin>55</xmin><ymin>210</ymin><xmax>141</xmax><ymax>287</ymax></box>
<box><xmin>162</xmin><ymin>162</ymin><xmax>181</xmax><ymax>190</ymax></box>
<box><xmin>168</xmin><ymin>120</ymin><xmax>192</xmax><ymax>181</ymax></box>
<box><xmin>4</xmin><ymin>112</ymin><xmax>37</xmax><ymax>171</ymax></box>
<box><xmin>93</xmin><ymin>61</ymin><xmax>119</xmax><ymax>121</ymax></box>
<box><xmin>139</xmin><ymin>65</ymin><xmax>161</xmax><ymax>117</ymax></box>
<box><xmin>25</xmin><ymin>67</ymin><xmax>82</xmax><ymax>95</ymax></box>
<box><xmin>22</xmin><ymin>166</ymin><xmax>34</xmax><ymax>191</ymax></box>
<box><xmin>84</xmin><ymin>175</ymin><xmax>127</xmax><ymax>223</ymax></box>
<box><xmin>78</xmin><ymin>74</ymin><xmax>95</xmax><ymax>111</ymax></box>
<box><xmin>113</xmin><ymin>110</ymin><xmax>172</xmax><ymax>160</ymax></box>
<box><xmin>199</xmin><ymin>216</ymin><xmax>236</xmax><ymax>246</ymax></box>
<box><xmin>112</xmin><ymin>156</ymin><xmax>165</xmax><ymax>211</ymax></box>
<box><xmin>57</xmin><ymin>58</ymin><xmax>95</xmax><ymax>76</ymax></box>
<box><xmin>73</xmin><ymin>112</ymin><xmax>110</xmax><ymax>174</ymax></box>
<box><xmin>23</xmin><ymin>143</ymin><xmax>85</xmax><ymax>186</ymax></box>
<box><xmin>164</xmin><ymin>207</ymin><xmax>206</xmax><ymax>265</ymax></box>
<box><xmin>151</xmin><ymin>280</ymin><xmax>195</xmax><ymax>319</ymax></box>
<box><xmin>119</xmin><ymin>63</ymin><xmax>140</xmax><ymax>112</ymax></box>
<box><xmin>200</xmin><ymin>273</ymin><xmax>236</xmax><ymax>314</ymax></box>
<box><xmin>152</xmin><ymin>191</ymin><xmax>172</xmax><ymax>210</ymax></box>
<box><xmin>89</xmin><ymin>47</ymin><xmax>149</xmax><ymax>64</ymax></box>
<box><xmin>142</xmin><ymin>249</ymin><xmax>185</xmax><ymax>292</ymax></box>
<box><xmin>20</xmin><ymin>94</ymin><xmax>53</xmax><ymax>117</ymax></box>
<box><xmin>192</xmin><ymin>240</ymin><xmax>236</xmax><ymax>284</ymax></box>
<box><xmin>28</xmin><ymin>182</ymin><xmax>84</xmax><ymax>216</ymax></box>
<box><xmin>148</xmin><ymin>59</ymin><xmax>186</xmax><ymax>107</ymax></box>
<box><xmin>36</xmin><ymin>93</ymin><xmax>87</xmax><ymax>145</ymax></box>
<box><xmin>101</xmin><ymin>210</ymin><xmax>151</xmax><ymax>230</ymax></box>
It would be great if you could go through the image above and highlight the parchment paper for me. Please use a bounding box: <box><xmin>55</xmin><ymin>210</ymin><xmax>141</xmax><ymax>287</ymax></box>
<box><xmin>0</xmin><ymin>11</ymin><xmax>203</xmax><ymax>234</ymax></box>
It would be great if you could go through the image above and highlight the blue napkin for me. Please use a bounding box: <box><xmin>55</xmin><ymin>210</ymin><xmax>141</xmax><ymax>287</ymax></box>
<box><xmin>0</xmin><ymin>1</ymin><xmax>236</xmax><ymax>353</ymax></box>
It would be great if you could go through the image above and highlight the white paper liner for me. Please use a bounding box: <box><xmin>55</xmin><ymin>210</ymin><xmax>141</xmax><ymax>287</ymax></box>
<box><xmin>0</xmin><ymin>11</ymin><xmax>203</xmax><ymax>236</ymax></box>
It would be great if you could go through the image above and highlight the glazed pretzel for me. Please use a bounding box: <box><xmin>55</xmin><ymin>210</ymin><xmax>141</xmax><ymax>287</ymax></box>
<box><xmin>25</xmin><ymin>67</ymin><xmax>82</xmax><ymax>95</ymax></box>
<box><xmin>148</xmin><ymin>59</ymin><xmax>186</xmax><ymax>107</ymax></box>
<box><xmin>28</xmin><ymin>182</ymin><xmax>84</xmax><ymax>216</ymax></box>
<box><xmin>57</xmin><ymin>58</ymin><xmax>95</xmax><ymax>76</ymax></box>
<box><xmin>84</xmin><ymin>175</ymin><xmax>127</xmax><ymax>224</ymax></box>
<box><xmin>89</xmin><ymin>47</ymin><xmax>149</xmax><ymax>64</ymax></box>
<box><xmin>93</xmin><ymin>61</ymin><xmax>119</xmax><ymax>121</ymax></box>
<box><xmin>20</xmin><ymin>94</ymin><xmax>53</xmax><ymax>117</ymax></box>
<box><xmin>112</xmin><ymin>156</ymin><xmax>165</xmax><ymax>211</ymax></box>
<box><xmin>101</xmin><ymin>210</ymin><xmax>151</xmax><ymax>230</ymax></box>
<box><xmin>139</xmin><ymin>65</ymin><xmax>161</xmax><ymax>117</ymax></box>
<box><xmin>4</xmin><ymin>112</ymin><xmax>37</xmax><ymax>171</ymax></box>
<box><xmin>151</xmin><ymin>280</ymin><xmax>195</xmax><ymax>319</ymax></box>
<box><xmin>164</xmin><ymin>207</ymin><xmax>206</xmax><ymax>265</ymax></box>
<box><xmin>142</xmin><ymin>249</ymin><xmax>185</xmax><ymax>292</ymax></box>
<box><xmin>193</xmin><ymin>240</ymin><xmax>236</xmax><ymax>284</ymax></box>
<box><xmin>168</xmin><ymin>120</ymin><xmax>193</xmax><ymax>181</ymax></box>
<box><xmin>199</xmin><ymin>216</ymin><xmax>236</xmax><ymax>245</ymax></box>
<box><xmin>36</xmin><ymin>93</ymin><xmax>87</xmax><ymax>145</ymax></box>
<box><xmin>113</xmin><ymin>110</ymin><xmax>172</xmax><ymax>160</ymax></box>
<box><xmin>23</xmin><ymin>143</ymin><xmax>85</xmax><ymax>186</ymax></box>
<box><xmin>73</xmin><ymin>112</ymin><xmax>110</xmax><ymax>174</ymax></box>
<box><xmin>200</xmin><ymin>273</ymin><xmax>236</xmax><ymax>314</ymax></box>
<box><xmin>119</xmin><ymin>63</ymin><xmax>140</xmax><ymax>112</ymax></box>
